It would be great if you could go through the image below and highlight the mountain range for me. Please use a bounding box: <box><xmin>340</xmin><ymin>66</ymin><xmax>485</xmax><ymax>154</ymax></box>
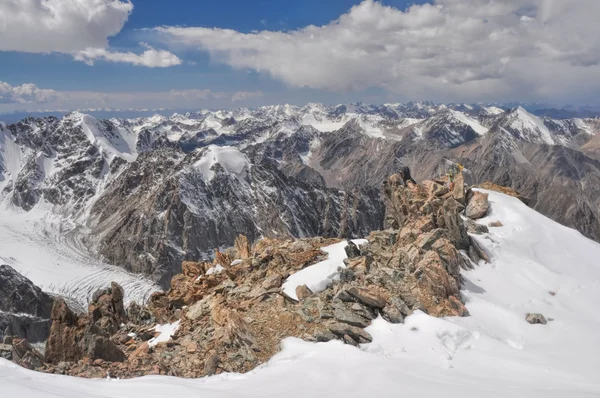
<box><xmin>1</xmin><ymin>102</ymin><xmax>599</xmax><ymax>286</ymax></box>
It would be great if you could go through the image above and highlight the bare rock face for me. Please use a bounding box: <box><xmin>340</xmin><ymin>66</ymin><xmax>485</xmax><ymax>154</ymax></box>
<box><xmin>0</xmin><ymin>264</ymin><xmax>52</xmax><ymax>318</ymax></box>
<box><xmin>46</xmin><ymin>284</ymin><xmax>128</xmax><ymax>364</ymax></box>
<box><xmin>45</xmin><ymin>298</ymin><xmax>84</xmax><ymax>363</ymax></box>
<box><xmin>0</xmin><ymin>264</ymin><xmax>53</xmax><ymax>343</ymax></box>
<box><xmin>466</xmin><ymin>191</ymin><xmax>490</xmax><ymax>219</ymax></box>
<box><xmin>442</xmin><ymin>198</ymin><xmax>471</xmax><ymax>250</ymax></box>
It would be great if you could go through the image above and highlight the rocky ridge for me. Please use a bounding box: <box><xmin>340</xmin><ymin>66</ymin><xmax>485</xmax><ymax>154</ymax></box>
<box><xmin>3</xmin><ymin>173</ymin><xmax>493</xmax><ymax>378</ymax></box>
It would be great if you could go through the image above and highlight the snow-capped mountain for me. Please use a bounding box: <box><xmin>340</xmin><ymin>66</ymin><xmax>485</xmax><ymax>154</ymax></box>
<box><xmin>1</xmin><ymin>102</ymin><xmax>600</xmax><ymax>289</ymax></box>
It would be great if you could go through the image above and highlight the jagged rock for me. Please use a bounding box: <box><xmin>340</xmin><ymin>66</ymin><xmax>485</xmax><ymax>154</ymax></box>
<box><xmin>11</xmin><ymin>338</ymin><xmax>45</xmax><ymax>369</ymax></box>
<box><xmin>296</xmin><ymin>285</ymin><xmax>313</xmax><ymax>300</ymax></box>
<box><xmin>45</xmin><ymin>298</ymin><xmax>83</xmax><ymax>364</ymax></box>
<box><xmin>465</xmin><ymin>192</ymin><xmax>490</xmax><ymax>219</ymax></box>
<box><xmin>204</xmin><ymin>352</ymin><xmax>220</xmax><ymax>376</ymax></box>
<box><xmin>346</xmin><ymin>287</ymin><xmax>387</xmax><ymax>309</ymax></box>
<box><xmin>526</xmin><ymin>313</ymin><xmax>547</xmax><ymax>325</ymax></box>
<box><xmin>468</xmin><ymin>245</ymin><xmax>480</xmax><ymax>264</ymax></box>
<box><xmin>432</xmin><ymin>238</ymin><xmax>470</xmax><ymax>275</ymax></box>
<box><xmin>0</xmin><ymin>264</ymin><xmax>52</xmax><ymax>317</ymax></box>
<box><xmin>127</xmin><ymin>301</ymin><xmax>154</xmax><ymax>325</ymax></box>
<box><xmin>442</xmin><ymin>198</ymin><xmax>470</xmax><ymax>250</ymax></box>
<box><xmin>333</xmin><ymin>306</ymin><xmax>370</xmax><ymax>328</ymax></box>
<box><xmin>382</xmin><ymin>303</ymin><xmax>404</xmax><ymax>324</ymax></box>
<box><xmin>0</xmin><ymin>312</ymin><xmax>51</xmax><ymax>343</ymax></box>
<box><xmin>262</xmin><ymin>274</ymin><xmax>282</xmax><ymax>290</ymax></box>
<box><xmin>89</xmin><ymin>282</ymin><xmax>128</xmax><ymax>335</ymax></box>
<box><xmin>469</xmin><ymin>237</ymin><xmax>490</xmax><ymax>263</ymax></box>
<box><xmin>452</xmin><ymin>173</ymin><xmax>466</xmax><ymax>204</ymax></box>
<box><xmin>422</xmin><ymin>180</ymin><xmax>448</xmax><ymax>197</ymax></box>
<box><xmin>344</xmin><ymin>241</ymin><xmax>361</xmax><ymax>259</ymax></box>
<box><xmin>234</xmin><ymin>235</ymin><xmax>251</xmax><ymax>259</ymax></box>
<box><xmin>0</xmin><ymin>343</ymin><xmax>12</xmax><ymax>360</ymax></box>
<box><xmin>489</xmin><ymin>220</ymin><xmax>503</xmax><ymax>227</ymax></box>
<box><xmin>86</xmin><ymin>335</ymin><xmax>126</xmax><ymax>362</ymax></box>
<box><xmin>464</xmin><ymin>218</ymin><xmax>489</xmax><ymax>234</ymax></box>
<box><xmin>328</xmin><ymin>322</ymin><xmax>372</xmax><ymax>343</ymax></box>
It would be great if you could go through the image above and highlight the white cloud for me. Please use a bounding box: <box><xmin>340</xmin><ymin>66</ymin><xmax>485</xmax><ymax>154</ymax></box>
<box><xmin>155</xmin><ymin>0</ymin><xmax>600</xmax><ymax>102</ymax></box>
<box><xmin>0</xmin><ymin>82</ymin><xmax>264</xmax><ymax>111</ymax></box>
<box><xmin>232</xmin><ymin>91</ymin><xmax>264</xmax><ymax>101</ymax></box>
<box><xmin>74</xmin><ymin>45</ymin><xmax>182</xmax><ymax>67</ymax></box>
<box><xmin>0</xmin><ymin>82</ymin><xmax>60</xmax><ymax>104</ymax></box>
<box><xmin>0</xmin><ymin>0</ymin><xmax>180</xmax><ymax>68</ymax></box>
<box><xmin>0</xmin><ymin>0</ymin><xmax>132</xmax><ymax>53</ymax></box>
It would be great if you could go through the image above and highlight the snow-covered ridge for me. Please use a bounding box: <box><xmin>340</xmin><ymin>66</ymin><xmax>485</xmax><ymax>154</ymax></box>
<box><xmin>2</xmin><ymin>188</ymin><xmax>600</xmax><ymax>396</ymax></box>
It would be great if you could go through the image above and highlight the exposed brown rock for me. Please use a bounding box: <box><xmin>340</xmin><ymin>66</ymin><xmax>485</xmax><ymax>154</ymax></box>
<box><xmin>296</xmin><ymin>285</ymin><xmax>313</xmax><ymax>300</ymax></box>
<box><xmin>234</xmin><ymin>235</ymin><xmax>251</xmax><ymax>259</ymax></box>
<box><xmin>466</xmin><ymin>191</ymin><xmax>490</xmax><ymax>219</ymax></box>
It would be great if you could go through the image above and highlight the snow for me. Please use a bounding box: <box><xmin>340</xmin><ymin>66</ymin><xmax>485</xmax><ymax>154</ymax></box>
<box><xmin>0</xmin><ymin>209</ymin><xmax>160</xmax><ymax>308</ymax></box>
<box><xmin>573</xmin><ymin>118</ymin><xmax>594</xmax><ymax>135</ymax></box>
<box><xmin>148</xmin><ymin>321</ymin><xmax>181</xmax><ymax>347</ymax></box>
<box><xmin>510</xmin><ymin>107</ymin><xmax>554</xmax><ymax>144</ymax></box>
<box><xmin>192</xmin><ymin>145</ymin><xmax>250</xmax><ymax>182</ymax></box>
<box><xmin>483</xmin><ymin>106</ymin><xmax>505</xmax><ymax>115</ymax></box>
<box><xmin>2</xmin><ymin>190</ymin><xmax>600</xmax><ymax>396</ymax></box>
<box><xmin>449</xmin><ymin>110</ymin><xmax>489</xmax><ymax>135</ymax></box>
<box><xmin>0</xmin><ymin>127</ymin><xmax>24</xmax><ymax>193</ymax></box>
<box><xmin>282</xmin><ymin>239</ymin><xmax>368</xmax><ymax>300</ymax></box>
<box><xmin>206</xmin><ymin>264</ymin><xmax>225</xmax><ymax>275</ymax></box>
<box><xmin>2</xmin><ymin>134</ymin><xmax>600</xmax><ymax>397</ymax></box>
<box><xmin>397</xmin><ymin>117</ymin><xmax>423</xmax><ymax>129</ymax></box>
<box><xmin>300</xmin><ymin>113</ymin><xmax>345</xmax><ymax>132</ymax></box>
<box><xmin>75</xmin><ymin>113</ymin><xmax>138</xmax><ymax>162</ymax></box>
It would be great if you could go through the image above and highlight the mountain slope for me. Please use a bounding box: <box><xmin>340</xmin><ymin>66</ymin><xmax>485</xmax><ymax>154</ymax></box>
<box><xmin>2</xmin><ymin>188</ymin><xmax>599</xmax><ymax>396</ymax></box>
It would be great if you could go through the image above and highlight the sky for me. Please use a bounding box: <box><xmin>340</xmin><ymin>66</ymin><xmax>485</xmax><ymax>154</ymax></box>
<box><xmin>1</xmin><ymin>0</ymin><xmax>600</xmax><ymax>114</ymax></box>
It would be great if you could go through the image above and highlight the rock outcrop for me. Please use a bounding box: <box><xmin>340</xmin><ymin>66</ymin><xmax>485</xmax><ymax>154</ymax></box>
<box><xmin>0</xmin><ymin>264</ymin><xmax>53</xmax><ymax>343</ymax></box>
<box><xmin>5</xmin><ymin>173</ymin><xmax>488</xmax><ymax>378</ymax></box>
<box><xmin>0</xmin><ymin>264</ymin><xmax>52</xmax><ymax>318</ymax></box>
<box><xmin>45</xmin><ymin>284</ymin><xmax>127</xmax><ymax>364</ymax></box>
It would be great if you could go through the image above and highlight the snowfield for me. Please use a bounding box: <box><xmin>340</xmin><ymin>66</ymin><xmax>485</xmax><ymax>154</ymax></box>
<box><xmin>0</xmin><ymin>209</ymin><xmax>160</xmax><ymax>308</ymax></box>
<box><xmin>2</xmin><ymin>189</ymin><xmax>600</xmax><ymax>397</ymax></box>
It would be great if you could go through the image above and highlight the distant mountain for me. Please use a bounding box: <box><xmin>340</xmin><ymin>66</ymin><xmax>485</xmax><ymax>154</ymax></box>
<box><xmin>1</xmin><ymin>103</ymin><xmax>600</xmax><ymax>286</ymax></box>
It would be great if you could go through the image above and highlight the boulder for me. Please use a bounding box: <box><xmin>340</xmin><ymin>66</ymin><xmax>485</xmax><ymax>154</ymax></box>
<box><xmin>465</xmin><ymin>191</ymin><xmax>490</xmax><ymax>219</ymax></box>
<box><xmin>344</xmin><ymin>241</ymin><xmax>361</xmax><ymax>259</ymax></box>
<box><xmin>295</xmin><ymin>285</ymin><xmax>313</xmax><ymax>300</ymax></box>
<box><xmin>262</xmin><ymin>274</ymin><xmax>282</xmax><ymax>290</ymax></box>
<box><xmin>328</xmin><ymin>322</ymin><xmax>372</xmax><ymax>343</ymax></box>
<box><xmin>346</xmin><ymin>287</ymin><xmax>387</xmax><ymax>309</ymax></box>
<box><xmin>526</xmin><ymin>313</ymin><xmax>547</xmax><ymax>325</ymax></box>
<box><xmin>464</xmin><ymin>218</ymin><xmax>489</xmax><ymax>234</ymax></box>
<box><xmin>452</xmin><ymin>173</ymin><xmax>466</xmax><ymax>204</ymax></box>
<box><xmin>333</xmin><ymin>306</ymin><xmax>369</xmax><ymax>328</ymax></box>
<box><xmin>86</xmin><ymin>335</ymin><xmax>126</xmax><ymax>362</ymax></box>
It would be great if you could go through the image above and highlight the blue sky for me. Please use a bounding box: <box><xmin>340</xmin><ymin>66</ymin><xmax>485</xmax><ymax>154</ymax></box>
<box><xmin>1</xmin><ymin>0</ymin><xmax>599</xmax><ymax>113</ymax></box>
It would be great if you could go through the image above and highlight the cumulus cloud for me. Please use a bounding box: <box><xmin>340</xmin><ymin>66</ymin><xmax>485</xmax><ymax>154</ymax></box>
<box><xmin>155</xmin><ymin>0</ymin><xmax>600</xmax><ymax>102</ymax></box>
<box><xmin>0</xmin><ymin>82</ymin><xmax>60</xmax><ymax>104</ymax></box>
<box><xmin>0</xmin><ymin>0</ymin><xmax>132</xmax><ymax>53</ymax></box>
<box><xmin>0</xmin><ymin>0</ymin><xmax>180</xmax><ymax>68</ymax></box>
<box><xmin>74</xmin><ymin>45</ymin><xmax>182</xmax><ymax>67</ymax></box>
